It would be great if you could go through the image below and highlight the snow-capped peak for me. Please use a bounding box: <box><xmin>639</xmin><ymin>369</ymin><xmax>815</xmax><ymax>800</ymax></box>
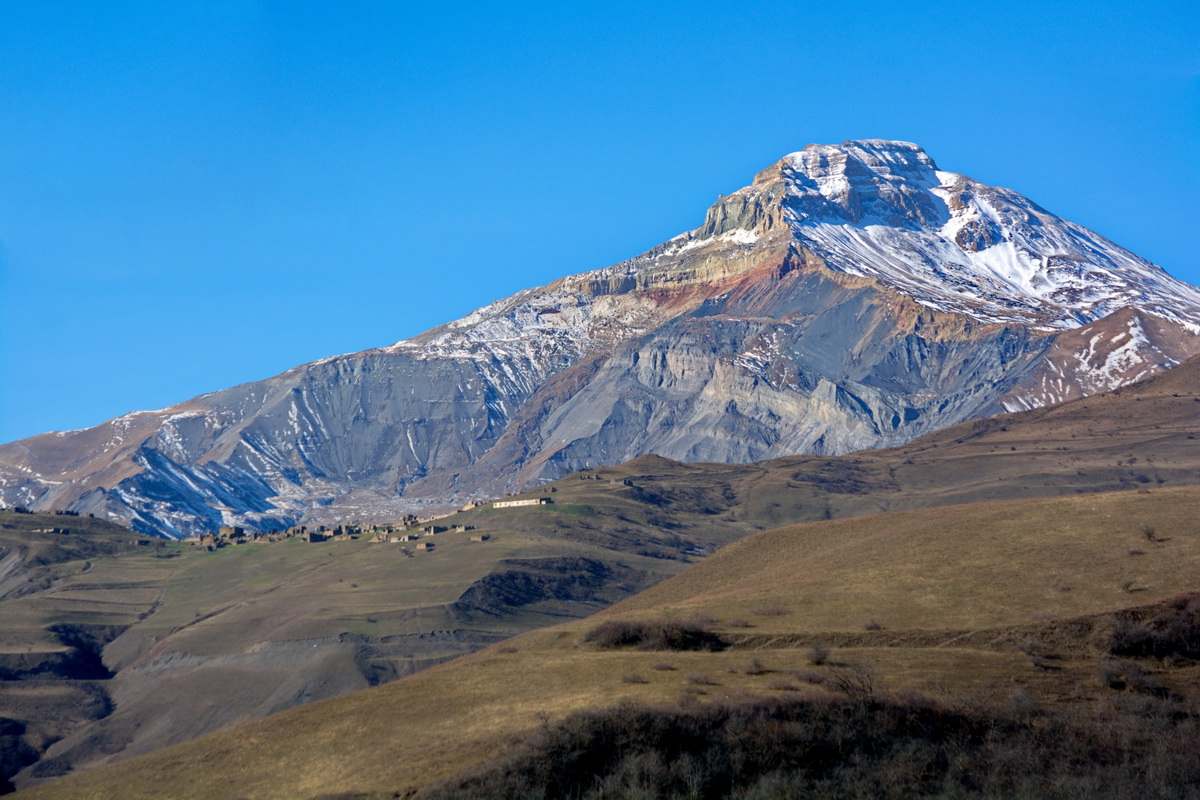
<box><xmin>777</xmin><ymin>140</ymin><xmax>1200</xmax><ymax>330</ymax></box>
<box><xmin>386</xmin><ymin>140</ymin><xmax>1200</xmax><ymax>357</ymax></box>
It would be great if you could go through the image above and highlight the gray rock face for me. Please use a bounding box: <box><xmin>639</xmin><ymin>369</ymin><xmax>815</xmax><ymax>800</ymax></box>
<box><xmin>3</xmin><ymin>140</ymin><xmax>1198</xmax><ymax>537</ymax></box>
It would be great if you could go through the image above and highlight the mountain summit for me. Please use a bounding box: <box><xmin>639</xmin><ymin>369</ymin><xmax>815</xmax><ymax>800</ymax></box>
<box><xmin>3</xmin><ymin>140</ymin><xmax>1198</xmax><ymax>536</ymax></box>
<box><xmin>778</xmin><ymin>140</ymin><xmax>1200</xmax><ymax>328</ymax></box>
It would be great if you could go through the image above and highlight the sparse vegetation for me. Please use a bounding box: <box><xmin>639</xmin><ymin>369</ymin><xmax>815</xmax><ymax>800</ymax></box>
<box><xmin>731</xmin><ymin>657</ymin><xmax>765</xmax><ymax>676</ymax></box>
<box><xmin>787</xmin><ymin>668</ymin><xmax>825</xmax><ymax>685</ymax></box>
<box><xmin>805</xmin><ymin>644</ymin><xmax>830</xmax><ymax>666</ymax></box>
<box><xmin>1095</xmin><ymin>659</ymin><xmax>1167</xmax><ymax>696</ymax></box>
<box><xmin>825</xmin><ymin>662</ymin><xmax>876</xmax><ymax>698</ymax></box>
<box><xmin>418</xmin><ymin>692</ymin><xmax>1200</xmax><ymax>800</ymax></box>
<box><xmin>1101</xmin><ymin>595</ymin><xmax>1200</xmax><ymax>661</ymax></box>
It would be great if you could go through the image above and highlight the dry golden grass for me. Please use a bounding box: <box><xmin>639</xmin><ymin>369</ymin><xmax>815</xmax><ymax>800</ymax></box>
<box><xmin>610</xmin><ymin>485</ymin><xmax>1200</xmax><ymax>632</ymax></box>
<box><xmin>21</xmin><ymin>484</ymin><xmax>1200</xmax><ymax>800</ymax></box>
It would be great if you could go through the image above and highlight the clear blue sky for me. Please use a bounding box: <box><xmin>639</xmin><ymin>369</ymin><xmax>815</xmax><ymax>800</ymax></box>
<box><xmin>1</xmin><ymin>0</ymin><xmax>1197</xmax><ymax>443</ymax></box>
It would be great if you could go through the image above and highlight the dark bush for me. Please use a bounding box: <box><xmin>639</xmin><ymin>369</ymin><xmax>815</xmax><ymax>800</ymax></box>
<box><xmin>1095</xmin><ymin>659</ymin><xmax>1167</xmax><ymax>696</ymax></box>
<box><xmin>805</xmin><ymin>644</ymin><xmax>830</xmax><ymax>665</ymax></box>
<box><xmin>1105</xmin><ymin>601</ymin><xmax>1200</xmax><ymax>661</ymax></box>
<box><xmin>583</xmin><ymin>619</ymin><xmax>726</xmax><ymax>652</ymax></box>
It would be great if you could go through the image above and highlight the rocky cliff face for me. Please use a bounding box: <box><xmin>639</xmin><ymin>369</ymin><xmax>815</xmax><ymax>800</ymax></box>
<box><xmin>3</xmin><ymin>140</ymin><xmax>1198</xmax><ymax>537</ymax></box>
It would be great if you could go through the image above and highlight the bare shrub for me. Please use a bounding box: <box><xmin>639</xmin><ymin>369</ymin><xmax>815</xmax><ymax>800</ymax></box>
<box><xmin>1008</xmin><ymin>687</ymin><xmax>1038</xmax><ymax>718</ymax></box>
<box><xmin>1096</xmin><ymin>659</ymin><xmax>1166</xmax><ymax>696</ymax></box>
<box><xmin>621</xmin><ymin>673</ymin><xmax>647</xmax><ymax>684</ymax></box>
<box><xmin>766</xmin><ymin>678</ymin><xmax>801</xmax><ymax>691</ymax></box>
<box><xmin>583</xmin><ymin>619</ymin><xmax>726</xmax><ymax>652</ymax></box>
<box><xmin>418</xmin><ymin>690</ymin><xmax>1200</xmax><ymax>800</ymax></box>
<box><xmin>1105</xmin><ymin>619</ymin><xmax>1157</xmax><ymax>657</ymax></box>
<box><xmin>1052</xmin><ymin>579</ymin><xmax>1071</xmax><ymax>592</ymax></box>
<box><xmin>805</xmin><ymin>643</ymin><xmax>830</xmax><ymax>666</ymax></box>
<box><xmin>1166</xmin><ymin>591</ymin><xmax>1200</xmax><ymax>612</ymax></box>
<box><xmin>732</xmin><ymin>657</ymin><xmax>766</xmax><ymax>676</ymax></box>
<box><xmin>1127</xmin><ymin>671</ymin><xmax>1168</xmax><ymax>697</ymax></box>
<box><xmin>1119</xmin><ymin>579</ymin><xmax>1137</xmax><ymax>593</ymax></box>
<box><xmin>1141</xmin><ymin>524</ymin><xmax>1157</xmax><ymax>542</ymax></box>
<box><xmin>788</xmin><ymin>668</ymin><xmax>826</xmax><ymax>685</ymax></box>
<box><xmin>1128</xmin><ymin>549</ymin><xmax>1146</xmax><ymax>556</ymax></box>
<box><xmin>863</xmin><ymin>619</ymin><xmax>883</xmax><ymax>631</ymax></box>
<box><xmin>1102</xmin><ymin>602</ymin><xmax>1200</xmax><ymax>661</ymax></box>
<box><xmin>686</xmin><ymin>672</ymin><xmax>716</xmax><ymax>686</ymax></box>
<box><xmin>496</xmin><ymin>645</ymin><xmax>519</xmax><ymax>654</ymax></box>
<box><xmin>1096</xmin><ymin>659</ymin><xmax>1131</xmax><ymax>689</ymax></box>
<box><xmin>726</xmin><ymin>618</ymin><xmax>753</xmax><ymax>628</ymax></box>
<box><xmin>1027</xmin><ymin>654</ymin><xmax>1055</xmax><ymax>670</ymax></box>
<box><xmin>650</xmin><ymin>662</ymin><xmax>676</xmax><ymax>671</ymax></box>
<box><xmin>827</xmin><ymin>663</ymin><xmax>876</xmax><ymax>698</ymax></box>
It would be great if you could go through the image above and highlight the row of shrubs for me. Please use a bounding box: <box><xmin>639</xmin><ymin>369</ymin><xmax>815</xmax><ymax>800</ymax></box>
<box><xmin>419</xmin><ymin>691</ymin><xmax>1200</xmax><ymax>799</ymax></box>
<box><xmin>1104</xmin><ymin>593</ymin><xmax>1200</xmax><ymax>661</ymax></box>
<box><xmin>582</xmin><ymin>619</ymin><xmax>726</xmax><ymax>652</ymax></box>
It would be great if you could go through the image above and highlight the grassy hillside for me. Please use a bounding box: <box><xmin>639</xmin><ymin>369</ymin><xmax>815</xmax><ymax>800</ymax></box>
<box><xmin>19</xmin><ymin>484</ymin><xmax>1200</xmax><ymax>799</ymax></box>
<box><xmin>0</xmin><ymin>511</ymin><xmax>160</xmax><ymax>792</ymax></box>
<box><xmin>0</xmin><ymin>507</ymin><xmax>732</xmax><ymax>792</ymax></box>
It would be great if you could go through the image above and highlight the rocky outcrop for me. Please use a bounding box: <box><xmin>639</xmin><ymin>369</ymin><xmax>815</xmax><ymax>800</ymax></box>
<box><xmin>2</xmin><ymin>140</ymin><xmax>1198</xmax><ymax>536</ymax></box>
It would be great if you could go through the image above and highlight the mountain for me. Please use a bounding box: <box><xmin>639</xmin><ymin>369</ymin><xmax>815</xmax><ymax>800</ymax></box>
<box><xmin>5</xmin><ymin>352</ymin><xmax>1200</xmax><ymax>791</ymax></box>
<box><xmin>3</xmin><ymin>140</ymin><xmax>1198</xmax><ymax>537</ymax></box>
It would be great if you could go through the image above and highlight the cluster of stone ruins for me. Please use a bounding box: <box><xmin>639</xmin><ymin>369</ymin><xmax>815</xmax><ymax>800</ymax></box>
<box><xmin>182</xmin><ymin>499</ymin><xmax>511</xmax><ymax>550</ymax></box>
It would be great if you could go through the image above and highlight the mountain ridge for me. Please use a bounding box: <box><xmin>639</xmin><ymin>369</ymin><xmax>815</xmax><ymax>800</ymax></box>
<box><xmin>2</xmin><ymin>140</ymin><xmax>1197</xmax><ymax>537</ymax></box>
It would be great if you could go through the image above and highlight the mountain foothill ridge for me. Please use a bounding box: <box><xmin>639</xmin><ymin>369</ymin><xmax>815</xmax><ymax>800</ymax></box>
<box><xmin>3</xmin><ymin>139</ymin><xmax>1199</xmax><ymax>538</ymax></box>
